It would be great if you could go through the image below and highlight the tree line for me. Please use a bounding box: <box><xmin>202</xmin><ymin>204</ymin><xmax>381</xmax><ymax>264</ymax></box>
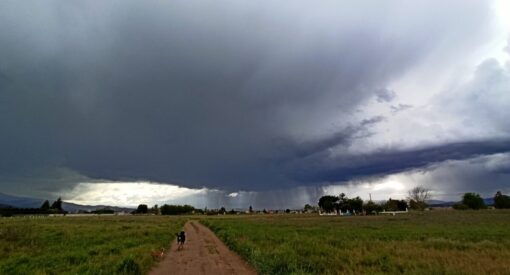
<box><xmin>316</xmin><ymin>188</ymin><xmax>510</xmax><ymax>214</ymax></box>
<box><xmin>453</xmin><ymin>191</ymin><xmax>510</xmax><ymax>210</ymax></box>
<box><xmin>132</xmin><ymin>204</ymin><xmax>197</xmax><ymax>215</ymax></box>
<box><xmin>317</xmin><ymin>186</ymin><xmax>430</xmax><ymax>215</ymax></box>
<box><xmin>0</xmin><ymin>197</ymin><xmax>66</xmax><ymax>217</ymax></box>
<box><xmin>318</xmin><ymin>193</ymin><xmax>409</xmax><ymax>215</ymax></box>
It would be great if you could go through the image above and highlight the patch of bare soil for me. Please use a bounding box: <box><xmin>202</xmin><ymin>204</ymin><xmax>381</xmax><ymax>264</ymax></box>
<box><xmin>149</xmin><ymin>220</ymin><xmax>257</xmax><ymax>275</ymax></box>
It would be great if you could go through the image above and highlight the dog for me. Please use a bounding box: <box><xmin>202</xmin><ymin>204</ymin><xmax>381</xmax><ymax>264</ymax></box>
<box><xmin>151</xmin><ymin>248</ymin><xmax>165</xmax><ymax>259</ymax></box>
<box><xmin>176</xmin><ymin>231</ymin><xmax>186</xmax><ymax>250</ymax></box>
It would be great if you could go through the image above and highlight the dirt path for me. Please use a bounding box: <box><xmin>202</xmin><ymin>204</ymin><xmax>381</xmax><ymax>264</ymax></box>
<box><xmin>149</xmin><ymin>220</ymin><xmax>257</xmax><ymax>275</ymax></box>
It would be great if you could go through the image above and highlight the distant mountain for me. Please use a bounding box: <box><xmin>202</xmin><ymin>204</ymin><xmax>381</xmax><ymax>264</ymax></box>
<box><xmin>483</xmin><ymin>198</ymin><xmax>494</xmax><ymax>205</ymax></box>
<box><xmin>0</xmin><ymin>192</ymin><xmax>44</xmax><ymax>208</ymax></box>
<box><xmin>62</xmin><ymin>202</ymin><xmax>134</xmax><ymax>213</ymax></box>
<box><xmin>0</xmin><ymin>192</ymin><xmax>133</xmax><ymax>213</ymax></box>
<box><xmin>427</xmin><ymin>198</ymin><xmax>495</xmax><ymax>207</ymax></box>
<box><xmin>0</xmin><ymin>203</ymin><xmax>12</xmax><ymax>208</ymax></box>
<box><xmin>427</xmin><ymin>200</ymin><xmax>456</xmax><ymax>207</ymax></box>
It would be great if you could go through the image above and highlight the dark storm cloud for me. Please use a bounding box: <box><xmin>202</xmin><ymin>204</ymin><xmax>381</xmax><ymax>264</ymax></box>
<box><xmin>403</xmin><ymin>153</ymin><xmax>510</xmax><ymax>200</ymax></box>
<box><xmin>0</xmin><ymin>1</ymin><xmax>497</xmax><ymax>193</ymax></box>
<box><xmin>287</xmin><ymin>139</ymin><xmax>510</xmax><ymax>183</ymax></box>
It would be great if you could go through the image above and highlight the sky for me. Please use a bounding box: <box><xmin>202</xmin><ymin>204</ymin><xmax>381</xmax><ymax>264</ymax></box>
<box><xmin>1</xmin><ymin>0</ymin><xmax>510</xmax><ymax>209</ymax></box>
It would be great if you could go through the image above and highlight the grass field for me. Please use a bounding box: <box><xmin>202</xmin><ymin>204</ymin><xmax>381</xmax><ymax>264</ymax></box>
<box><xmin>2</xmin><ymin>211</ymin><xmax>510</xmax><ymax>275</ymax></box>
<box><xmin>0</xmin><ymin>216</ymin><xmax>185</xmax><ymax>275</ymax></box>
<box><xmin>202</xmin><ymin>210</ymin><xmax>510</xmax><ymax>275</ymax></box>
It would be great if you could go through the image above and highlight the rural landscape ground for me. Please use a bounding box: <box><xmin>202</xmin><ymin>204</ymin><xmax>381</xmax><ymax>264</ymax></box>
<box><xmin>1</xmin><ymin>210</ymin><xmax>510</xmax><ymax>274</ymax></box>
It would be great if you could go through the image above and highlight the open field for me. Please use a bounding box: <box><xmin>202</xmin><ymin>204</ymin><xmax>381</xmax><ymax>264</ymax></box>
<box><xmin>2</xmin><ymin>211</ymin><xmax>510</xmax><ymax>275</ymax></box>
<box><xmin>202</xmin><ymin>210</ymin><xmax>510</xmax><ymax>274</ymax></box>
<box><xmin>0</xmin><ymin>216</ymin><xmax>185</xmax><ymax>275</ymax></box>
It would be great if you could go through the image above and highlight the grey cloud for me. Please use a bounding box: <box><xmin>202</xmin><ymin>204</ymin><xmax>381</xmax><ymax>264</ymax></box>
<box><xmin>406</xmin><ymin>154</ymin><xmax>510</xmax><ymax>200</ymax></box>
<box><xmin>286</xmin><ymin>139</ymin><xmax>510</xmax><ymax>183</ymax></box>
<box><xmin>505</xmin><ymin>36</ymin><xmax>510</xmax><ymax>55</ymax></box>
<box><xmin>484</xmin><ymin>153</ymin><xmax>510</xmax><ymax>174</ymax></box>
<box><xmin>438</xmin><ymin>58</ymin><xmax>510</xmax><ymax>135</ymax></box>
<box><xmin>361</xmin><ymin>116</ymin><xmax>386</xmax><ymax>126</ymax></box>
<box><xmin>0</xmin><ymin>1</ymin><xmax>498</xmax><ymax>195</ymax></box>
<box><xmin>390</xmin><ymin>103</ymin><xmax>413</xmax><ymax>113</ymax></box>
<box><xmin>375</xmin><ymin>88</ymin><xmax>396</xmax><ymax>103</ymax></box>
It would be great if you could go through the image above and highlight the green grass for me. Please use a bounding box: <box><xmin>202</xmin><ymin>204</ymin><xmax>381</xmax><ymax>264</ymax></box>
<box><xmin>202</xmin><ymin>210</ymin><xmax>510</xmax><ymax>275</ymax></box>
<box><xmin>3</xmin><ymin>211</ymin><xmax>510</xmax><ymax>275</ymax></box>
<box><xmin>0</xmin><ymin>216</ymin><xmax>185</xmax><ymax>275</ymax></box>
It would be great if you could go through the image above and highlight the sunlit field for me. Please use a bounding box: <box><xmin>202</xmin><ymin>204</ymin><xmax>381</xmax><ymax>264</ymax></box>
<box><xmin>0</xmin><ymin>216</ymin><xmax>185</xmax><ymax>275</ymax></box>
<box><xmin>202</xmin><ymin>210</ymin><xmax>510</xmax><ymax>274</ymax></box>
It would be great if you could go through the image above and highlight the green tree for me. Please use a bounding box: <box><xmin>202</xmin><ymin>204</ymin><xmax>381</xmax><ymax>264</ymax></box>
<box><xmin>384</xmin><ymin>198</ymin><xmax>407</xmax><ymax>211</ymax></box>
<box><xmin>364</xmin><ymin>201</ymin><xmax>383</xmax><ymax>214</ymax></box>
<box><xmin>160</xmin><ymin>204</ymin><xmax>195</xmax><ymax>215</ymax></box>
<box><xmin>336</xmin><ymin>193</ymin><xmax>349</xmax><ymax>212</ymax></box>
<box><xmin>347</xmin><ymin>197</ymin><xmax>364</xmax><ymax>213</ymax></box>
<box><xmin>461</xmin><ymin>193</ymin><xmax>486</xmax><ymax>210</ymax></box>
<box><xmin>318</xmin><ymin>195</ymin><xmax>338</xmax><ymax>213</ymax></box>
<box><xmin>150</xmin><ymin>204</ymin><xmax>159</xmax><ymax>215</ymax></box>
<box><xmin>40</xmin><ymin>200</ymin><xmax>50</xmax><ymax>211</ymax></box>
<box><xmin>136</xmin><ymin>204</ymin><xmax>148</xmax><ymax>214</ymax></box>
<box><xmin>51</xmin><ymin>197</ymin><xmax>63</xmax><ymax>211</ymax></box>
<box><xmin>494</xmin><ymin>191</ymin><xmax>510</xmax><ymax>209</ymax></box>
